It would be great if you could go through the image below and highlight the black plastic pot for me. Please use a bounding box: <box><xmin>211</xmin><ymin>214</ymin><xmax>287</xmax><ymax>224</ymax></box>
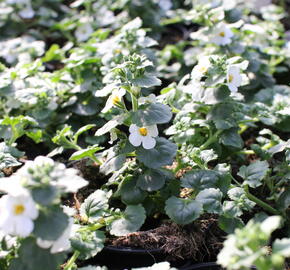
<box><xmin>93</xmin><ymin>246</ymin><xmax>191</xmax><ymax>269</ymax></box>
<box><xmin>179</xmin><ymin>262</ymin><xmax>257</xmax><ymax>270</ymax></box>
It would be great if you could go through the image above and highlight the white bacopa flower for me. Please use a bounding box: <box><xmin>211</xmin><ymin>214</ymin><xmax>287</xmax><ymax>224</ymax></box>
<box><xmin>75</xmin><ymin>23</ymin><xmax>94</xmax><ymax>42</ymax></box>
<box><xmin>226</xmin><ymin>65</ymin><xmax>242</xmax><ymax>93</ymax></box>
<box><xmin>158</xmin><ymin>0</ymin><xmax>173</xmax><ymax>11</ymax></box>
<box><xmin>101</xmin><ymin>88</ymin><xmax>126</xmax><ymax>113</ymax></box>
<box><xmin>0</xmin><ymin>193</ymin><xmax>38</xmax><ymax>237</ymax></box>
<box><xmin>191</xmin><ymin>56</ymin><xmax>211</xmax><ymax>81</ymax></box>
<box><xmin>129</xmin><ymin>124</ymin><xmax>158</xmax><ymax>149</ymax></box>
<box><xmin>37</xmin><ymin>217</ymin><xmax>73</xmax><ymax>253</ymax></box>
<box><xmin>138</xmin><ymin>94</ymin><xmax>156</xmax><ymax>105</ymax></box>
<box><xmin>211</xmin><ymin>24</ymin><xmax>234</xmax><ymax>46</ymax></box>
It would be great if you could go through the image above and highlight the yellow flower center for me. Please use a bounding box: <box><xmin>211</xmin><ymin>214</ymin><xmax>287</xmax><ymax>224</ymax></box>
<box><xmin>114</xmin><ymin>49</ymin><xmax>121</xmax><ymax>54</ymax></box>
<box><xmin>199</xmin><ymin>66</ymin><xmax>207</xmax><ymax>73</ymax></box>
<box><xmin>112</xmin><ymin>95</ymin><xmax>120</xmax><ymax>105</ymax></box>
<box><xmin>14</xmin><ymin>204</ymin><xmax>25</xmax><ymax>215</ymax></box>
<box><xmin>219</xmin><ymin>31</ymin><xmax>225</xmax><ymax>37</ymax></box>
<box><xmin>139</xmin><ymin>127</ymin><xmax>148</xmax><ymax>136</ymax></box>
<box><xmin>228</xmin><ymin>74</ymin><xmax>234</xmax><ymax>83</ymax></box>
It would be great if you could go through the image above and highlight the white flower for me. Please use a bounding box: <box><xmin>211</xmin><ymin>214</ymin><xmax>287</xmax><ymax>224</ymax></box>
<box><xmin>211</xmin><ymin>24</ymin><xmax>234</xmax><ymax>46</ymax></box>
<box><xmin>226</xmin><ymin>65</ymin><xmax>242</xmax><ymax>93</ymax></box>
<box><xmin>75</xmin><ymin>23</ymin><xmax>94</xmax><ymax>42</ymax></box>
<box><xmin>37</xmin><ymin>217</ymin><xmax>73</xmax><ymax>253</ymax></box>
<box><xmin>101</xmin><ymin>88</ymin><xmax>126</xmax><ymax>113</ymax></box>
<box><xmin>138</xmin><ymin>94</ymin><xmax>156</xmax><ymax>105</ymax></box>
<box><xmin>0</xmin><ymin>193</ymin><xmax>38</xmax><ymax>237</ymax></box>
<box><xmin>158</xmin><ymin>0</ymin><xmax>173</xmax><ymax>11</ymax></box>
<box><xmin>129</xmin><ymin>124</ymin><xmax>158</xmax><ymax>149</ymax></box>
<box><xmin>191</xmin><ymin>56</ymin><xmax>211</xmax><ymax>81</ymax></box>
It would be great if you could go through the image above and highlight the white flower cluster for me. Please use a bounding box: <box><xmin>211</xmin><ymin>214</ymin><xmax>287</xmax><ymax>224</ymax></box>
<box><xmin>0</xmin><ymin>156</ymin><xmax>87</xmax><ymax>253</ymax></box>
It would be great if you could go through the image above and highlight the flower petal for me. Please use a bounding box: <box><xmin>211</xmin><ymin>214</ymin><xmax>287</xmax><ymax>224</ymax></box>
<box><xmin>15</xmin><ymin>216</ymin><xmax>34</xmax><ymax>237</ymax></box>
<box><xmin>227</xmin><ymin>83</ymin><xmax>238</xmax><ymax>93</ymax></box>
<box><xmin>147</xmin><ymin>125</ymin><xmax>158</xmax><ymax>137</ymax></box>
<box><xmin>129</xmin><ymin>124</ymin><xmax>138</xmax><ymax>133</ymax></box>
<box><xmin>129</xmin><ymin>133</ymin><xmax>142</xmax><ymax>147</ymax></box>
<box><xmin>142</xmin><ymin>136</ymin><xmax>156</xmax><ymax>149</ymax></box>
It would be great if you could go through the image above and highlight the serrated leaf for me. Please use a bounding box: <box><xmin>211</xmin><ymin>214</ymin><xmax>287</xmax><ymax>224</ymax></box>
<box><xmin>71</xmin><ymin>229</ymin><xmax>105</xmax><ymax>260</ymax></box>
<box><xmin>109</xmin><ymin>205</ymin><xmax>146</xmax><ymax>236</ymax></box>
<box><xmin>0</xmin><ymin>153</ymin><xmax>21</xmax><ymax>170</ymax></box>
<box><xmin>80</xmin><ymin>190</ymin><xmax>110</xmax><ymax>222</ymax></box>
<box><xmin>165</xmin><ymin>196</ymin><xmax>202</xmax><ymax>225</ymax></box>
<box><xmin>238</xmin><ymin>160</ymin><xmax>269</xmax><ymax>188</ymax></box>
<box><xmin>132</xmin><ymin>103</ymin><xmax>172</xmax><ymax>126</ymax></box>
<box><xmin>196</xmin><ymin>188</ymin><xmax>223</xmax><ymax>214</ymax></box>
<box><xmin>136</xmin><ymin>138</ymin><xmax>177</xmax><ymax>169</ymax></box>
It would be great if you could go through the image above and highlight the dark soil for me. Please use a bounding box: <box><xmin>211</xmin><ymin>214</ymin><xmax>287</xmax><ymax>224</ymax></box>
<box><xmin>107</xmin><ymin>215</ymin><xmax>225</xmax><ymax>263</ymax></box>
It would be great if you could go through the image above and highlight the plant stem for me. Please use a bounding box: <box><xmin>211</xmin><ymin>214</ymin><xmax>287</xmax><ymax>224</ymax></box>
<box><xmin>89</xmin><ymin>154</ymin><xmax>102</xmax><ymax>165</ymax></box>
<box><xmin>130</xmin><ymin>92</ymin><xmax>138</xmax><ymax>112</ymax></box>
<box><xmin>237</xmin><ymin>150</ymin><xmax>255</xmax><ymax>155</ymax></box>
<box><xmin>63</xmin><ymin>251</ymin><xmax>80</xmax><ymax>270</ymax></box>
<box><xmin>244</xmin><ymin>185</ymin><xmax>281</xmax><ymax>216</ymax></box>
<box><xmin>200</xmin><ymin>130</ymin><xmax>222</xmax><ymax>150</ymax></box>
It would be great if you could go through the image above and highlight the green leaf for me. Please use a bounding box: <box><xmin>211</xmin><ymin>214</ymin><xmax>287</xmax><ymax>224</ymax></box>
<box><xmin>132</xmin><ymin>74</ymin><xmax>161</xmax><ymax>88</ymax></box>
<box><xmin>238</xmin><ymin>160</ymin><xmax>269</xmax><ymax>188</ymax></box>
<box><xmin>218</xmin><ymin>215</ymin><xmax>244</xmax><ymax>234</ymax></box>
<box><xmin>119</xmin><ymin>177</ymin><xmax>146</xmax><ymax>205</ymax></box>
<box><xmin>26</xmin><ymin>129</ymin><xmax>43</xmax><ymax>143</ymax></box>
<box><xmin>165</xmin><ymin>196</ymin><xmax>202</xmax><ymax>225</ymax></box>
<box><xmin>181</xmin><ymin>170</ymin><xmax>222</xmax><ymax>192</ymax></box>
<box><xmin>33</xmin><ymin>206</ymin><xmax>69</xmax><ymax>241</ymax></box>
<box><xmin>273</xmin><ymin>238</ymin><xmax>290</xmax><ymax>256</ymax></box>
<box><xmin>80</xmin><ymin>190</ymin><xmax>110</xmax><ymax>222</ymax></box>
<box><xmin>132</xmin><ymin>103</ymin><xmax>172</xmax><ymax>126</ymax></box>
<box><xmin>95</xmin><ymin>115</ymin><xmax>126</xmax><ymax>136</ymax></box>
<box><xmin>70</xmin><ymin>145</ymin><xmax>103</xmax><ymax>161</ymax></box>
<box><xmin>74</xmin><ymin>124</ymin><xmax>96</xmax><ymax>142</ymax></box>
<box><xmin>220</xmin><ymin>128</ymin><xmax>243</xmax><ymax>149</ymax></box>
<box><xmin>109</xmin><ymin>205</ymin><xmax>146</xmax><ymax>236</ymax></box>
<box><xmin>137</xmin><ymin>169</ymin><xmax>166</xmax><ymax>192</ymax></box>
<box><xmin>277</xmin><ymin>189</ymin><xmax>290</xmax><ymax>210</ymax></box>
<box><xmin>196</xmin><ymin>188</ymin><xmax>223</xmax><ymax>214</ymax></box>
<box><xmin>71</xmin><ymin>229</ymin><xmax>105</xmax><ymax>260</ymax></box>
<box><xmin>31</xmin><ymin>186</ymin><xmax>57</xmax><ymax>206</ymax></box>
<box><xmin>0</xmin><ymin>152</ymin><xmax>21</xmax><ymax>170</ymax></box>
<box><xmin>9</xmin><ymin>238</ymin><xmax>65</xmax><ymax>270</ymax></box>
<box><xmin>136</xmin><ymin>138</ymin><xmax>177</xmax><ymax>169</ymax></box>
<box><xmin>100</xmin><ymin>153</ymin><xmax>126</xmax><ymax>175</ymax></box>
<box><xmin>207</xmin><ymin>103</ymin><xmax>238</xmax><ymax>130</ymax></box>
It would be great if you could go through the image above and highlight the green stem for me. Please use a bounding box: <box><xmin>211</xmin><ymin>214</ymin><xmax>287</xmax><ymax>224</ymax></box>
<box><xmin>237</xmin><ymin>150</ymin><xmax>255</xmax><ymax>155</ymax></box>
<box><xmin>244</xmin><ymin>185</ymin><xmax>281</xmax><ymax>216</ymax></box>
<box><xmin>89</xmin><ymin>154</ymin><xmax>102</xmax><ymax>165</ymax></box>
<box><xmin>130</xmin><ymin>92</ymin><xmax>138</xmax><ymax>112</ymax></box>
<box><xmin>63</xmin><ymin>251</ymin><xmax>80</xmax><ymax>270</ymax></box>
<box><xmin>200</xmin><ymin>130</ymin><xmax>222</xmax><ymax>150</ymax></box>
